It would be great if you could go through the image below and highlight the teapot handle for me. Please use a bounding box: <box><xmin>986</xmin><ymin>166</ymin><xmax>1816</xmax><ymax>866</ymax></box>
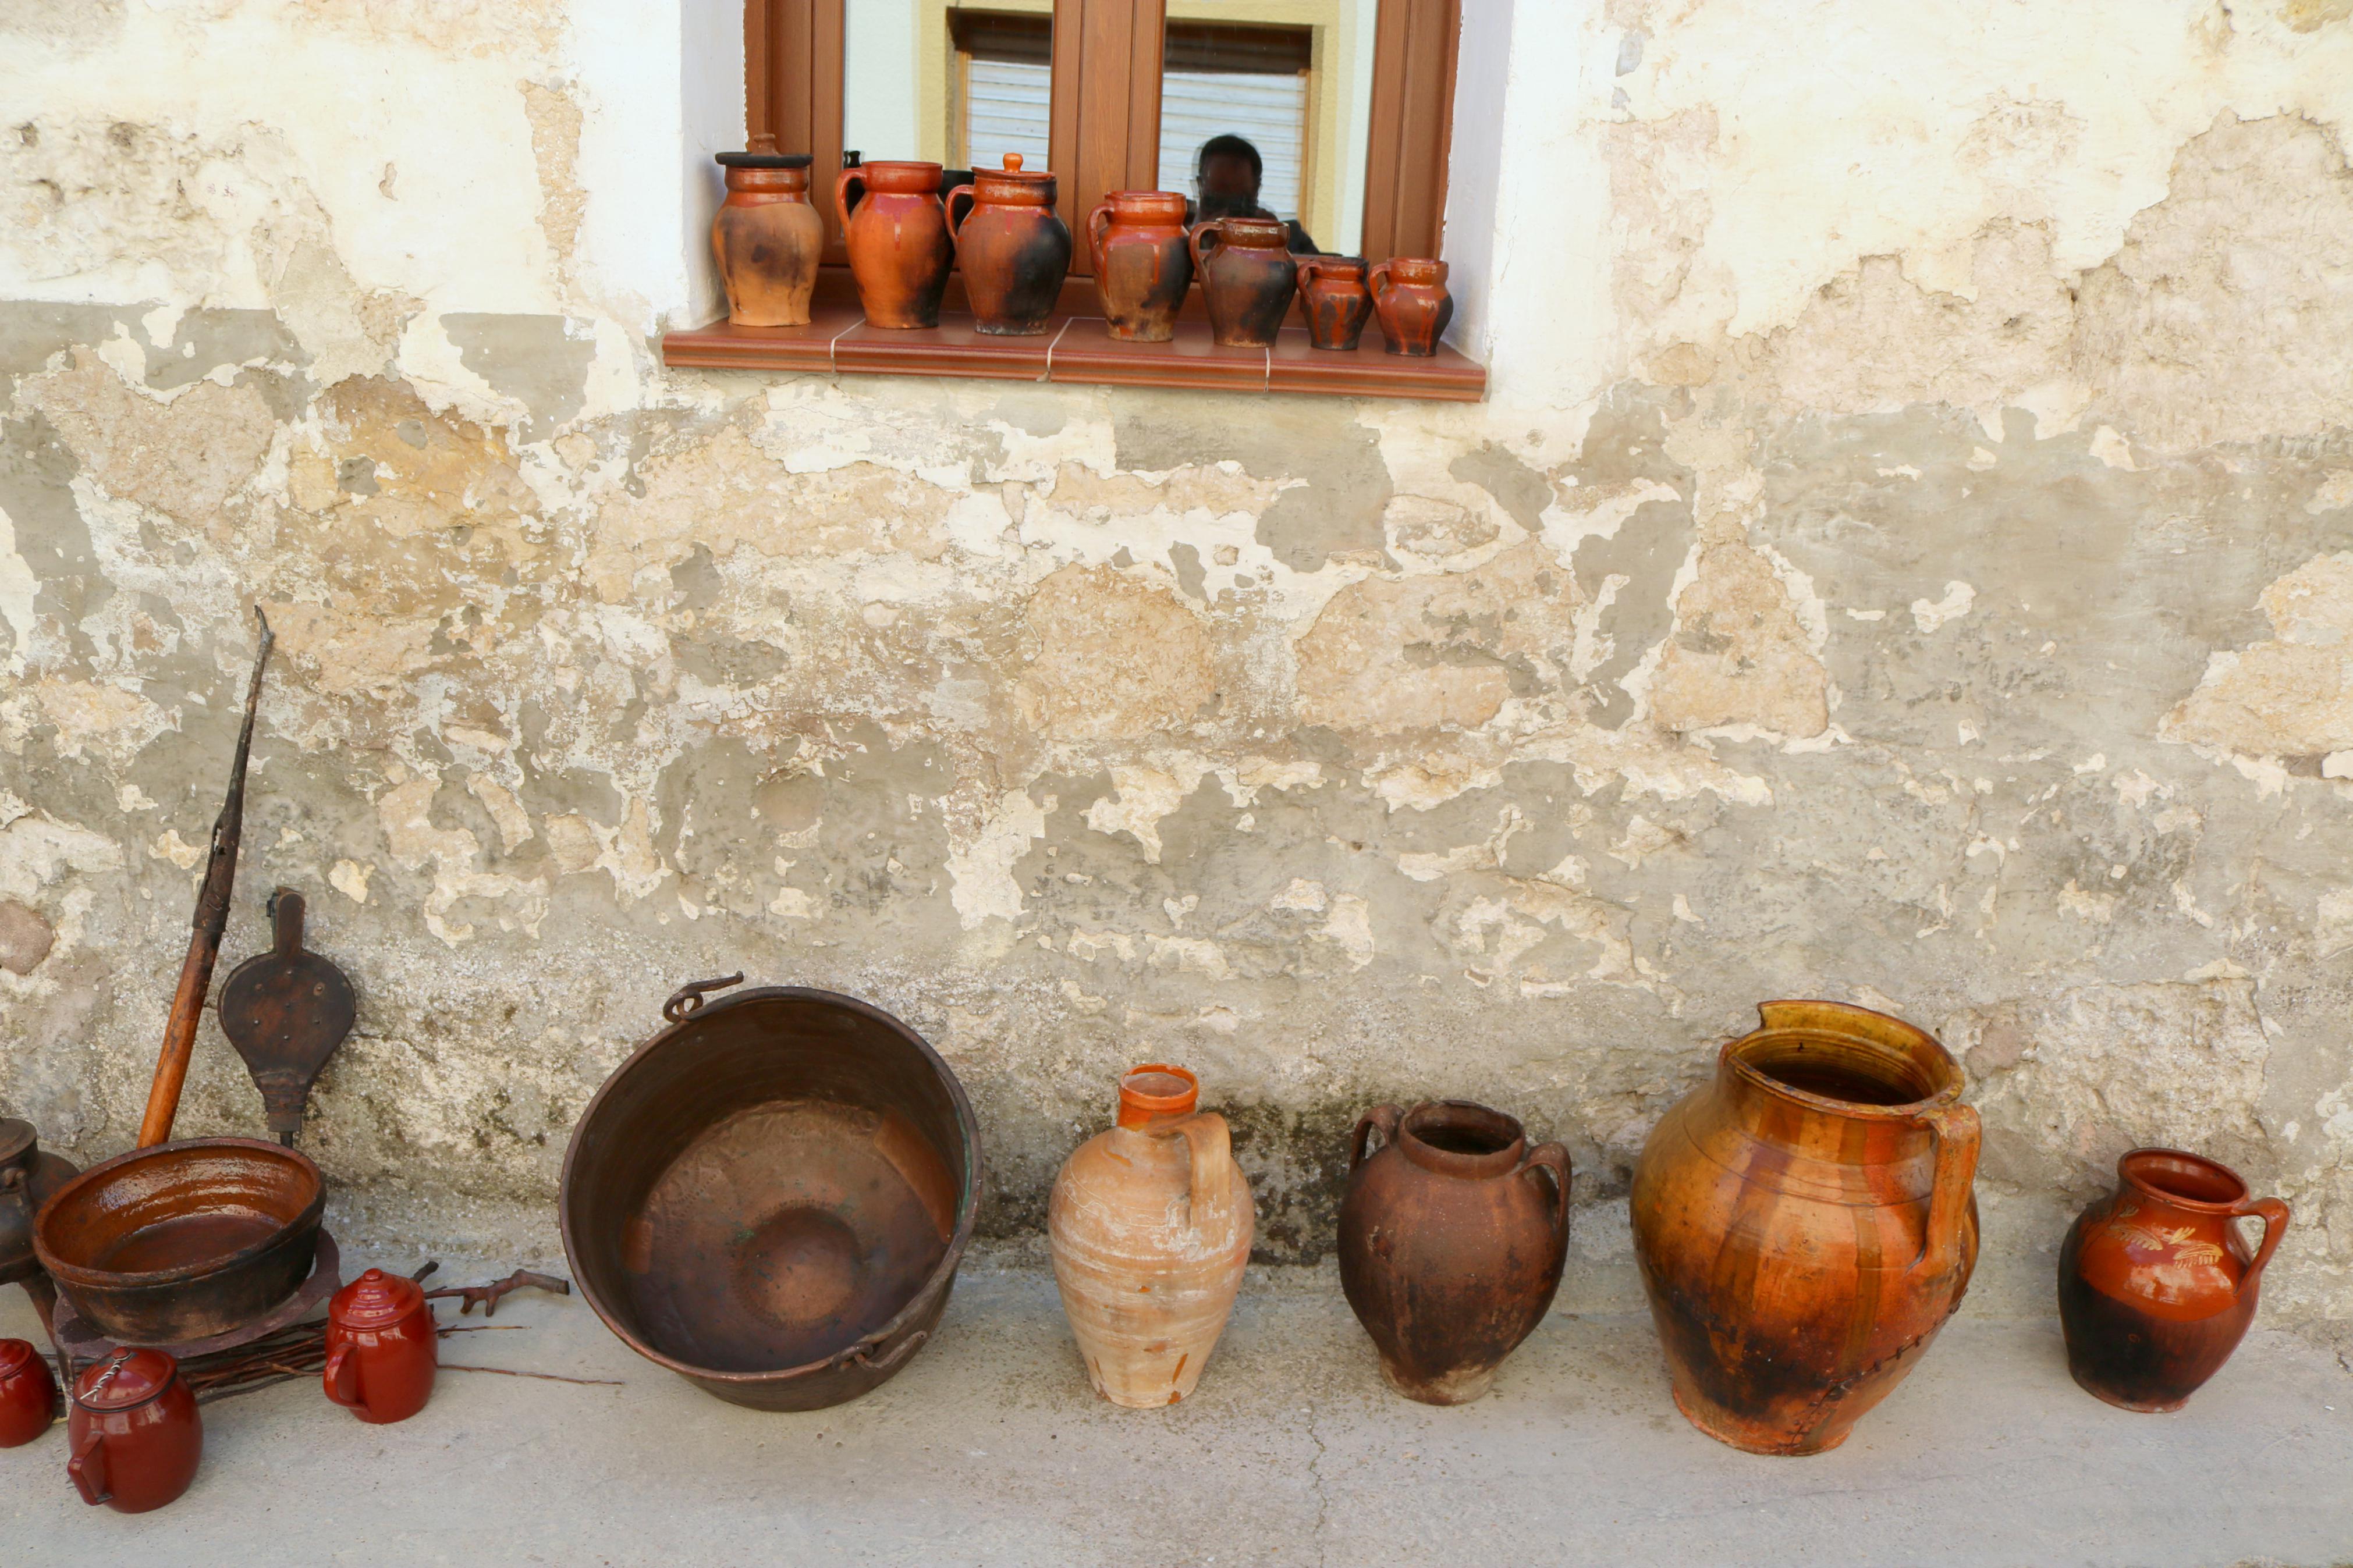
<box><xmin>1166</xmin><ymin>1111</ymin><xmax>1237</xmax><ymax>1236</ymax></box>
<box><xmin>1348</xmin><ymin>1105</ymin><xmax>1400</xmax><ymax>1172</ymax></box>
<box><xmin>324</xmin><ymin>1341</ymin><xmax>365</xmax><ymax>1410</ymax></box>
<box><xmin>2231</xmin><ymin>1196</ymin><xmax>2292</xmax><ymax>1293</ymax></box>
<box><xmin>1907</xmin><ymin>1102</ymin><xmax>1981</xmax><ymax>1280</ymax></box>
<box><xmin>1519</xmin><ymin>1142</ymin><xmax>1573</xmax><ymax>1240</ymax></box>
<box><xmin>1085</xmin><ymin>203</ymin><xmax>1113</xmax><ymax>276</ymax></box>
<box><xmin>68</xmin><ymin>1429</ymin><xmax>111</xmax><ymax>1507</ymax></box>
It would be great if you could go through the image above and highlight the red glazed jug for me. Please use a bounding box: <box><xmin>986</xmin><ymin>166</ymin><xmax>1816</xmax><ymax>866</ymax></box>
<box><xmin>836</xmin><ymin>159</ymin><xmax>955</xmax><ymax>329</ymax></box>
<box><xmin>0</xmin><ymin>1337</ymin><xmax>58</xmax><ymax>1447</ymax></box>
<box><xmin>1087</xmin><ymin>191</ymin><xmax>1193</xmax><ymax>342</ymax></box>
<box><xmin>1369</xmin><ymin>257</ymin><xmax>1453</xmax><ymax>357</ymax></box>
<box><xmin>1295</xmin><ymin>255</ymin><xmax>1374</xmax><ymax>351</ymax></box>
<box><xmin>68</xmin><ymin>1348</ymin><xmax>200</xmax><ymax>1514</ymax></box>
<box><xmin>1190</xmin><ymin>216</ymin><xmax>1296</xmax><ymax>347</ymax></box>
<box><xmin>325</xmin><ymin>1267</ymin><xmax>438</xmax><ymax>1424</ymax></box>
<box><xmin>946</xmin><ymin>154</ymin><xmax>1073</xmax><ymax>337</ymax></box>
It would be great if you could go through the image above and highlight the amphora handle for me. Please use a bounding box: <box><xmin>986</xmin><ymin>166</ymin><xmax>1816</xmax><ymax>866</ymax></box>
<box><xmin>835</xmin><ymin>168</ymin><xmax>867</xmax><ymax>234</ymax></box>
<box><xmin>1908</xmin><ymin>1102</ymin><xmax>1981</xmax><ymax>1279</ymax></box>
<box><xmin>1349</xmin><ymin>1104</ymin><xmax>1401</xmax><ymax>1172</ymax></box>
<box><xmin>1164</xmin><ymin>1111</ymin><xmax>1235</xmax><ymax>1235</ymax></box>
<box><xmin>1518</xmin><ymin>1142</ymin><xmax>1573</xmax><ymax>1239</ymax></box>
<box><xmin>2231</xmin><ymin>1196</ymin><xmax>2292</xmax><ymax>1293</ymax></box>
<box><xmin>1085</xmin><ymin>203</ymin><xmax>1113</xmax><ymax>275</ymax></box>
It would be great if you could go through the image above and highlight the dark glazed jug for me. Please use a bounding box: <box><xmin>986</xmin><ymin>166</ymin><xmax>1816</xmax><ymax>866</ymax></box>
<box><xmin>0</xmin><ymin>1338</ymin><xmax>58</xmax><ymax>1448</ymax></box>
<box><xmin>1087</xmin><ymin>191</ymin><xmax>1193</xmax><ymax>342</ymax></box>
<box><xmin>1294</xmin><ymin>255</ymin><xmax>1374</xmax><ymax>351</ymax></box>
<box><xmin>837</xmin><ymin>159</ymin><xmax>955</xmax><ymax>329</ymax></box>
<box><xmin>324</xmin><ymin>1267</ymin><xmax>439</xmax><ymax>1424</ymax></box>
<box><xmin>1339</xmin><ymin>1101</ymin><xmax>1569</xmax><ymax>1404</ymax></box>
<box><xmin>1190</xmin><ymin>216</ymin><xmax>1296</xmax><ymax>347</ymax></box>
<box><xmin>1629</xmin><ymin>1001</ymin><xmax>1981</xmax><ymax>1455</ymax></box>
<box><xmin>68</xmin><ymin>1348</ymin><xmax>201</xmax><ymax>1514</ymax></box>
<box><xmin>2059</xmin><ymin>1149</ymin><xmax>2289</xmax><ymax>1412</ymax></box>
<box><xmin>712</xmin><ymin>141</ymin><xmax>825</xmax><ymax>328</ymax></box>
<box><xmin>0</xmin><ymin>1116</ymin><xmax>78</xmax><ymax>1289</ymax></box>
<box><xmin>1369</xmin><ymin>256</ymin><xmax>1453</xmax><ymax>356</ymax></box>
<box><xmin>947</xmin><ymin>154</ymin><xmax>1073</xmax><ymax>336</ymax></box>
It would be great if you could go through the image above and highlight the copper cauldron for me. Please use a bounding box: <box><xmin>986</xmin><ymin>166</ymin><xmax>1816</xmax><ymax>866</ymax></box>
<box><xmin>560</xmin><ymin>976</ymin><xmax>981</xmax><ymax>1411</ymax></box>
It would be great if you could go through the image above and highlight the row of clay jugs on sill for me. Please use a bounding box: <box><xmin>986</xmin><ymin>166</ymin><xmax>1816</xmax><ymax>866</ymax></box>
<box><xmin>68</xmin><ymin>1348</ymin><xmax>201</xmax><ymax>1514</ymax></box>
<box><xmin>712</xmin><ymin>138</ymin><xmax>825</xmax><ymax>328</ymax></box>
<box><xmin>0</xmin><ymin>1337</ymin><xmax>58</xmax><ymax>1448</ymax></box>
<box><xmin>1630</xmin><ymin>1001</ymin><xmax>1982</xmax><ymax>1456</ymax></box>
<box><xmin>2059</xmin><ymin>1148</ymin><xmax>2290</xmax><ymax>1412</ymax></box>
<box><xmin>1190</xmin><ymin>216</ymin><xmax>1297</xmax><ymax>348</ymax></box>
<box><xmin>325</xmin><ymin>1267</ymin><xmax>439</xmax><ymax>1424</ymax></box>
<box><xmin>1049</xmin><ymin>1065</ymin><xmax>1253</xmax><ymax>1407</ymax></box>
<box><xmin>837</xmin><ymin>159</ymin><xmax>957</xmax><ymax>330</ymax></box>
<box><xmin>1339</xmin><ymin>1101</ymin><xmax>1570</xmax><ymax>1403</ymax></box>
<box><xmin>1088</xmin><ymin>190</ymin><xmax>1193</xmax><ymax>342</ymax></box>
<box><xmin>947</xmin><ymin>154</ymin><xmax>1074</xmax><ymax>336</ymax></box>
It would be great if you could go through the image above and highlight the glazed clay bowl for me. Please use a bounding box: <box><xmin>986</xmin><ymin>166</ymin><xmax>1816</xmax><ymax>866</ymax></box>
<box><xmin>560</xmin><ymin>980</ymin><xmax>982</xmax><ymax>1411</ymax></box>
<box><xmin>34</xmin><ymin>1137</ymin><xmax>324</xmax><ymax>1345</ymax></box>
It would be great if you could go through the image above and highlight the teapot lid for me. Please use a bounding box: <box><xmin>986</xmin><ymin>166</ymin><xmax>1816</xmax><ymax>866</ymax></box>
<box><xmin>332</xmin><ymin>1267</ymin><xmax>427</xmax><ymax>1328</ymax></box>
<box><xmin>0</xmin><ymin>1337</ymin><xmax>37</xmax><ymax>1378</ymax></box>
<box><xmin>73</xmin><ymin>1347</ymin><xmax>178</xmax><ymax>1411</ymax></box>
<box><xmin>719</xmin><ymin>133</ymin><xmax>814</xmax><ymax>170</ymax></box>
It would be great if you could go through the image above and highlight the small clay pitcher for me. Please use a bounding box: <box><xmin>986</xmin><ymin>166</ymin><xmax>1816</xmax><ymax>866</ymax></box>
<box><xmin>945</xmin><ymin>154</ymin><xmax>1073</xmax><ymax>336</ymax></box>
<box><xmin>1339</xmin><ymin>1101</ymin><xmax>1569</xmax><ymax>1404</ymax></box>
<box><xmin>1048</xmin><ymin>1065</ymin><xmax>1253</xmax><ymax>1408</ymax></box>
<box><xmin>0</xmin><ymin>1338</ymin><xmax>58</xmax><ymax>1448</ymax></box>
<box><xmin>836</xmin><ymin>159</ymin><xmax>955</xmax><ymax>329</ymax></box>
<box><xmin>712</xmin><ymin>140</ymin><xmax>825</xmax><ymax>328</ymax></box>
<box><xmin>2059</xmin><ymin>1149</ymin><xmax>2290</xmax><ymax>1413</ymax></box>
<box><xmin>1087</xmin><ymin>191</ymin><xmax>1193</xmax><ymax>342</ymax></box>
<box><xmin>1369</xmin><ymin>256</ymin><xmax>1453</xmax><ymax>356</ymax></box>
<box><xmin>0</xmin><ymin>1115</ymin><xmax>79</xmax><ymax>1289</ymax></box>
<box><xmin>324</xmin><ymin>1267</ymin><xmax>438</xmax><ymax>1424</ymax></box>
<box><xmin>68</xmin><ymin>1348</ymin><xmax>201</xmax><ymax>1514</ymax></box>
<box><xmin>1294</xmin><ymin>255</ymin><xmax>1374</xmax><ymax>351</ymax></box>
<box><xmin>1190</xmin><ymin>216</ymin><xmax>1297</xmax><ymax>348</ymax></box>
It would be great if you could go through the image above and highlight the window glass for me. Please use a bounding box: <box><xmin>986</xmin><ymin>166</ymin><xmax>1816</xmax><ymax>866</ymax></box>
<box><xmin>843</xmin><ymin>2</ymin><xmax>1053</xmax><ymax>178</ymax></box>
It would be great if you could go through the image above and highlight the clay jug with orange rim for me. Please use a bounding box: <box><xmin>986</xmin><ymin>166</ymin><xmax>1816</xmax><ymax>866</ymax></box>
<box><xmin>1048</xmin><ymin>1065</ymin><xmax>1253</xmax><ymax>1407</ymax></box>
<box><xmin>1294</xmin><ymin>255</ymin><xmax>1374</xmax><ymax>351</ymax></box>
<box><xmin>1190</xmin><ymin>216</ymin><xmax>1296</xmax><ymax>347</ymax></box>
<box><xmin>2058</xmin><ymin>1148</ymin><xmax>2289</xmax><ymax>1412</ymax></box>
<box><xmin>1628</xmin><ymin>1001</ymin><xmax>1981</xmax><ymax>1455</ymax></box>
<box><xmin>1087</xmin><ymin>191</ymin><xmax>1193</xmax><ymax>342</ymax></box>
<box><xmin>1369</xmin><ymin>256</ymin><xmax>1453</xmax><ymax>356</ymax></box>
<box><xmin>836</xmin><ymin>159</ymin><xmax>954</xmax><ymax>329</ymax></box>
<box><xmin>711</xmin><ymin>141</ymin><xmax>825</xmax><ymax>327</ymax></box>
<box><xmin>945</xmin><ymin>154</ymin><xmax>1073</xmax><ymax>336</ymax></box>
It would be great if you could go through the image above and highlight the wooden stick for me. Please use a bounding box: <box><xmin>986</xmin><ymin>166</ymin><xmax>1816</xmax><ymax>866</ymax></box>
<box><xmin>439</xmin><ymin>1364</ymin><xmax>623</xmax><ymax>1386</ymax></box>
<box><xmin>139</xmin><ymin>606</ymin><xmax>272</xmax><ymax>1149</ymax></box>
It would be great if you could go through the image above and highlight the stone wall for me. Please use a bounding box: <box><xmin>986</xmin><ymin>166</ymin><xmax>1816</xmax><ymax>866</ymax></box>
<box><xmin>4</xmin><ymin>1</ymin><xmax>2351</xmax><ymax>1325</ymax></box>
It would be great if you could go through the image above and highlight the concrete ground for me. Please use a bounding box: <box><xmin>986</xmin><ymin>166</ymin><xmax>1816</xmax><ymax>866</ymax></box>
<box><xmin>5</xmin><ymin>1234</ymin><xmax>2350</xmax><ymax>1568</ymax></box>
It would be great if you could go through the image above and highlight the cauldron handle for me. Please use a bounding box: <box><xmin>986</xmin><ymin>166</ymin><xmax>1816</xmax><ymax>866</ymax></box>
<box><xmin>843</xmin><ymin>1328</ymin><xmax>928</xmax><ymax>1375</ymax></box>
<box><xmin>663</xmin><ymin>973</ymin><xmax>744</xmax><ymax>1023</ymax></box>
<box><xmin>1349</xmin><ymin>1105</ymin><xmax>1400</xmax><ymax>1171</ymax></box>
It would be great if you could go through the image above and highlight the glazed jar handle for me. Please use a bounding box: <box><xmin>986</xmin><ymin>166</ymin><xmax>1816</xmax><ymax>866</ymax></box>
<box><xmin>835</xmin><ymin>168</ymin><xmax>866</xmax><ymax>236</ymax></box>
<box><xmin>1367</xmin><ymin>259</ymin><xmax>1396</xmax><ymax>300</ymax></box>
<box><xmin>1908</xmin><ymin>1102</ymin><xmax>1981</xmax><ymax>1279</ymax></box>
<box><xmin>1164</xmin><ymin>1111</ymin><xmax>1235</xmax><ymax>1233</ymax></box>
<box><xmin>1085</xmin><ymin>204</ymin><xmax>1113</xmax><ymax>275</ymax></box>
<box><xmin>1188</xmin><ymin>219</ymin><xmax>1223</xmax><ymax>279</ymax></box>
<box><xmin>1349</xmin><ymin>1105</ymin><xmax>1401</xmax><ymax>1172</ymax></box>
<box><xmin>68</xmin><ymin>1429</ymin><xmax>111</xmax><ymax>1507</ymax></box>
<box><xmin>2231</xmin><ymin>1196</ymin><xmax>2291</xmax><ymax>1293</ymax></box>
<box><xmin>1519</xmin><ymin>1142</ymin><xmax>1573</xmax><ymax>1239</ymax></box>
<box><xmin>945</xmin><ymin>183</ymin><xmax>976</xmax><ymax>244</ymax></box>
<box><xmin>324</xmin><ymin>1341</ymin><xmax>365</xmax><ymax>1410</ymax></box>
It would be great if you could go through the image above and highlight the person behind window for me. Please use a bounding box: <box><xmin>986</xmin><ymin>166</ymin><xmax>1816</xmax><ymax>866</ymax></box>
<box><xmin>1191</xmin><ymin>134</ymin><xmax>1319</xmax><ymax>254</ymax></box>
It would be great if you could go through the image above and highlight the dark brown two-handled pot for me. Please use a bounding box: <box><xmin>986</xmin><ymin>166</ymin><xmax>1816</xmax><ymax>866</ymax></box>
<box><xmin>1629</xmin><ymin>1001</ymin><xmax>1981</xmax><ymax>1455</ymax></box>
<box><xmin>68</xmin><ymin>1348</ymin><xmax>200</xmax><ymax>1514</ymax></box>
<box><xmin>1087</xmin><ymin>191</ymin><xmax>1193</xmax><ymax>342</ymax></box>
<box><xmin>2058</xmin><ymin>1149</ymin><xmax>2290</xmax><ymax>1412</ymax></box>
<box><xmin>0</xmin><ymin>1117</ymin><xmax>78</xmax><ymax>1292</ymax></box>
<box><xmin>946</xmin><ymin>154</ymin><xmax>1073</xmax><ymax>336</ymax></box>
<box><xmin>1294</xmin><ymin>256</ymin><xmax>1374</xmax><ymax>351</ymax></box>
<box><xmin>711</xmin><ymin>140</ymin><xmax>825</xmax><ymax>328</ymax></box>
<box><xmin>837</xmin><ymin>159</ymin><xmax>956</xmax><ymax>329</ymax></box>
<box><xmin>1369</xmin><ymin>257</ymin><xmax>1453</xmax><ymax>356</ymax></box>
<box><xmin>324</xmin><ymin>1268</ymin><xmax>438</xmax><ymax>1424</ymax></box>
<box><xmin>0</xmin><ymin>1337</ymin><xmax>58</xmax><ymax>1448</ymax></box>
<box><xmin>1191</xmin><ymin>216</ymin><xmax>1296</xmax><ymax>347</ymax></box>
<box><xmin>1339</xmin><ymin>1101</ymin><xmax>1569</xmax><ymax>1404</ymax></box>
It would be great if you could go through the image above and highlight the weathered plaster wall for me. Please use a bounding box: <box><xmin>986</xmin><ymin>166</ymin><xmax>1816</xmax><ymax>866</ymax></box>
<box><xmin>5</xmin><ymin>1</ymin><xmax>2353</xmax><ymax>1327</ymax></box>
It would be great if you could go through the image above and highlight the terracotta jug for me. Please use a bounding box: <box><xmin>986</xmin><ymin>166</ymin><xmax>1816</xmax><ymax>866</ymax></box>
<box><xmin>2058</xmin><ymin>1149</ymin><xmax>2290</xmax><ymax>1412</ymax></box>
<box><xmin>1294</xmin><ymin>255</ymin><xmax>1374</xmax><ymax>351</ymax></box>
<box><xmin>946</xmin><ymin>154</ymin><xmax>1073</xmax><ymax>336</ymax></box>
<box><xmin>0</xmin><ymin>1338</ymin><xmax>57</xmax><ymax>1448</ymax></box>
<box><xmin>0</xmin><ymin>1115</ymin><xmax>79</xmax><ymax>1290</ymax></box>
<box><xmin>1628</xmin><ymin>1001</ymin><xmax>1981</xmax><ymax>1455</ymax></box>
<box><xmin>836</xmin><ymin>159</ymin><xmax>955</xmax><ymax>329</ymax></box>
<box><xmin>1339</xmin><ymin>1101</ymin><xmax>1569</xmax><ymax>1404</ymax></box>
<box><xmin>68</xmin><ymin>1348</ymin><xmax>201</xmax><ymax>1514</ymax></box>
<box><xmin>1087</xmin><ymin>191</ymin><xmax>1193</xmax><ymax>342</ymax></box>
<box><xmin>712</xmin><ymin>141</ymin><xmax>825</xmax><ymax>328</ymax></box>
<box><xmin>325</xmin><ymin>1267</ymin><xmax>439</xmax><ymax>1424</ymax></box>
<box><xmin>1190</xmin><ymin>216</ymin><xmax>1296</xmax><ymax>348</ymax></box>
<box><xmin>1048</xmin><ymin>1065</ymin><xmax>1253</xmax><ymax>1407</ymax></box>
<box><xmin>1369</xmin><ymin>257</ymin><xmax>1453</xmax><ymax>356</ymax></box>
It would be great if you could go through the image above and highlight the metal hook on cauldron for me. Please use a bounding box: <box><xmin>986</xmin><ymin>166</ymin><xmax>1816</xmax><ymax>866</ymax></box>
<box><xmin>662</xmin><ymin>973</ymin><xmax>744</xmax><ymax>1023</ymax></box>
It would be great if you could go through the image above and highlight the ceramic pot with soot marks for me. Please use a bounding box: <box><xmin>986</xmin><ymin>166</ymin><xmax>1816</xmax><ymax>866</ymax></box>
<box><xmin>1190</xmin><ymin>217</ymin><xmax>1296</xmax><ymax>348</ymax></box>
<box><xmin>837</xmin><ymin>159</ymin><xmax>956</xmax><ymax>329</ymax></box>
<box><xmin>946</xmin><ymin>154</ymin><xmax>1074</xmax><ymax>336</ymax></box>
<box><xmin>1294</xmin><ymin>255</ymin><xmax>1374</xmax><ymax>351</ymax></box>
<box><xmin>1087</xmin><ymin>191</ymin><xmax>1193</xmax><ymax>342</ymax></box>
<box><xmin>1048</xmin><ymin>1065</ymin><xmax>1253</xmax><ymax>1407</ymax></box>
<box><xmin>711</xmin><ymin>141</ymin><xmax>825</xmax><ymax>328</ymax></box>
<box><xmin>1369</xmin><ymin>256</ymin><xmax>1453</xmax><ymax>356</ymax></box>
<box><xmin>2059</xmin><ymin>1148</ymin><xmax>2289</xmax><ymax>1412</ymax></box>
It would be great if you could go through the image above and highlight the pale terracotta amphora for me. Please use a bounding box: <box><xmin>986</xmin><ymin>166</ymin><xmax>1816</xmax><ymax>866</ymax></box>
<box><xmin>1048</xmin><ymin>1065</ymin><xmax>1253</xmax><ymax>1407</ymax></box>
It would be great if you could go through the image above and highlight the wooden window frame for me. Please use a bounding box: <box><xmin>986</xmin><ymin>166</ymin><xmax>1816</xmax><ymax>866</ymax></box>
<box><xmin>674</xmin><ymin>0</ymin><xmax>1480</xmax><ymax>400</ymax></box>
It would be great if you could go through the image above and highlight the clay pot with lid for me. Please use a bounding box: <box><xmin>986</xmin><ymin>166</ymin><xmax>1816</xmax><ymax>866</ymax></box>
<box><xmin>946</xmin><ymin>154</ymin><xmax>1073</xmax><ymax>336</ymax></box>
<box><xmin>324</xmin><ymin>1267</ymin><xmax>438</xmax><ymax>1424</ymax></box>
<box><xmin>1294</xmin><ymin>255</ymin><xmax>1374</xmax><ymax>351</ymax></box>
<box><xmin>1048</xmin><ymin>1065</ymin><xmax>1253</xmax><ymax>1408</ymax></box>
<box><xmin>1190</xmin><ymin>216</ymin><xmax>1297</xmax><ymax>347</ymax></box>
<box><xmin>68</xmin><ymin>1347</ymin><xmax>200</xmax><ymax>1514</ymax></box>
<box><xmin>837</xmin><ymin>159</ymin><xmax>956</xmax><ymax>329</ymax></box>
<box><xmin>1629</xmin><ymin>1001</ymin><xmax>1981</xmax><ymax>1455</ymax></box>
<box><xmin>1369</xmin><ymin>257</ymin><xmax>1453</xmax><ymax>356</ymax></box>
<box><xmin>1339</xmin><ymin>1101</ymin><xmax>1569</xmax><ymax>1405</ymax></box>
<box><xmin>2059</xmin><ymin>1149</ymin><xmax>2290</xmax><ymax>1413</ymax></box>
<box><xmin>0</xmin><ymin>1116</ymin><xmax>78</xmax><ymax>1290</ymax></box>
<box><xmin>0</xmin><ymin>1338</ymin><xmax>58</xmax><ymax>1448</ymax></box>
<box><xmin>1087</xmin><ymin>191</ymin><xmax>1193</xmax><ymax>342</ymax></box>
<box><xmin>712</xmin><ymin>138</ymin><xmax>825</xmax><ymax>328</ymax></box>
